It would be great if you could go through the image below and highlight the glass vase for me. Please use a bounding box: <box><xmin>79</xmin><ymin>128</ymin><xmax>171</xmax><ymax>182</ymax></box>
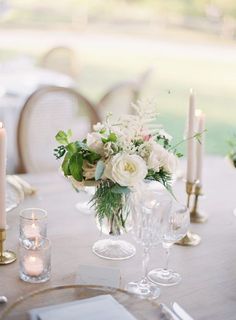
<box><xmin>92</xmin><ymin>194</ymin><xmax>136</xmax><ymax>260</ymax></box>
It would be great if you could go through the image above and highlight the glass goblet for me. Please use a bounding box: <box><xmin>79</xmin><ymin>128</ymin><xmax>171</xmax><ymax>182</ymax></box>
<box><xmin>148</xmin><ymin>201</ymin><xmax>190</xmax><ymax>286</ymax></box>
<box><xmin>126</xmin><ymin>182</ymin><xmax>172</xmax><ymax>299</ymax></box>
<box><xmin>75</xmin><ymin>186</ymin><xmax>95</xmax><ymax>215</ymax></box>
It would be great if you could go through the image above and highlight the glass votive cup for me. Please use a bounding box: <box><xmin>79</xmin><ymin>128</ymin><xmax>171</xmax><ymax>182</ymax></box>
<box><xmin>20</xmin><ymin>208</ymin><xmax>47</xmax><ymax>243</ymax></box>
<box><xmin>19</xmin><ymin>237</ymin><xmax>51</xmax><ymax>283</ymax></box>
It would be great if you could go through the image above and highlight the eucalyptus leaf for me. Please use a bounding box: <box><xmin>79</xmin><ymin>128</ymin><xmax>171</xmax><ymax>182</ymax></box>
<box><xmin>95</xmin><ymin>160</ymin><xmax>105</xmax><ymax>180</ymax></box>
<box><xmin>111</xmin><ymin>185</ymin><xmax>130</xmax><ymax>194</ymax></box>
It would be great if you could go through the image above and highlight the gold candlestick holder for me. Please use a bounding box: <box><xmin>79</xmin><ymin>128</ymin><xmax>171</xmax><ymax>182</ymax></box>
<box><xmin>176</xmin><ymin>181</ymin><xmax>201</xmax><ymax>246</ymax></box>
<box><xmin>186</xmin><ymin>181</ymin><xmax>194</xmax><ymax>208</ymax></box>
<box><xmin>0</xmin><ymin>229</ymin><xmax>16</xmax><ymax>265</ymax></box>
<box><xmin>190</xmin><ymin>182</ymin><xmax>207</xmax><ymax>223</ymax></box>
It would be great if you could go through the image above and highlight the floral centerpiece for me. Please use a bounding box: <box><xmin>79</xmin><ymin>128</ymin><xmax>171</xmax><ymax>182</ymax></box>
<box><xmin>54</xmin><ymin>101</ymin><xmax>180</xmax><ymax>259</ymax></box>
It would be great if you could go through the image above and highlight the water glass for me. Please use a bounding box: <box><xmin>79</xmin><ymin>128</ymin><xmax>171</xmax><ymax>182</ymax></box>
<box><xmin>126</xmin><ymin>181</ymin><xmax>172</xmax><ymax>299</ymax></box>
<box><xmin>148</xmin><ymin>201</ymin><xmax>189</xmax><ymax>286</ymax></box>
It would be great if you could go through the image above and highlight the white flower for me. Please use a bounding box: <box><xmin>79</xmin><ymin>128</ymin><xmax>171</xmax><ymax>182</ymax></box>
<box><xmin>163</xmin><ymin>152</ymin><xmax>178</xmax><ymax>174</ymax></box>
<box><xmin>86</xmin><ymin>132</ymin><xmax>104</xmax><ymax>155</ymax></box>
<box><xmin>147</xmin><ymin>142</ymin><xmax>178</xmax><ymax>174</ymax></box>
<box><xmin>147</xmin><ymin>143</ymin><xmax>166</xmax><ymax>171</ymax></box>
<box><xmin>93</xmin><ymin>122</ymin><xmax>105</xmax><ymax>132</ymax></box>
<box><xmin>148</xmin><ymin>150</ymin><xmax>162</xmax><ymax>172</ymax></box>
<box><xmin>104</xmin><ymin>153</ymin><xmax>147</xmax><ymax>187</ymax></box>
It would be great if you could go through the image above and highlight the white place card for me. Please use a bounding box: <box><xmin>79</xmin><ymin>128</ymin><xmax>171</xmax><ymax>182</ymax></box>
<box><xmin>29</xmin><ymin>294</ymin><xmax>137</xmax><ymax>320</ymax></box>
<box><xmin>76</xmin><ymin>264</ymin><xmax>121</xmax><ymax>288</ymax></box>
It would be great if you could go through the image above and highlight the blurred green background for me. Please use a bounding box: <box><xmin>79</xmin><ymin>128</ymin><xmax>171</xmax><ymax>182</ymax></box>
<box><xmin>0</xmin><ymin>0</ymin><xmax>235</xmax><ymax>155</ymax></box>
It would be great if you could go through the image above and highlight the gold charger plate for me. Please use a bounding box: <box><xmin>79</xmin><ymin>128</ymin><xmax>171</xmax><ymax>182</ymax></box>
<box><xmin>0</xmin><ymin>285</ymin><xmax>162</xmax><ymax>320</ymax></box>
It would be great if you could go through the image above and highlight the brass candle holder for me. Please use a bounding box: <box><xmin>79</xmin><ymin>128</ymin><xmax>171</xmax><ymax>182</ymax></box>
<box><xmin>176</xmin><ymin>181</ymin><xmax>201</xmax><ymax>246</ymax></box>
<box><xmin>190</xmin><ymin>182</ymin><xmax>207</xmax><ymax>223</ymax></box>
<box><xmin>0</xmin><ymin>229</ymin><xmax>16</xmax><ymax>265</ymax></box>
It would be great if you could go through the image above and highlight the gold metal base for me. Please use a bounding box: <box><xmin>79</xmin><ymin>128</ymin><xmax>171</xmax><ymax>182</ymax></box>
<box><xmin>175</xmin><ymin>231</ymin><xmax>201</xmax><ymax>246</ymax></box>
<box><xmin>190</xmin><ymin>210</ymin><xmax>208</xmax><ymax>223</ymax></box>
<box><xmin>0</xmin><ymin>251</ymin><xmax>17</xmax><ymax>265</ymax></box>
<box><xmin>186</xmin><ymin>181</ymin><xmax>194</xmax><ymax>208</ymax></box>
<box><xmin>0</xmin><ymin>229</ymin><xmax>17</xmax><ymax>265</ymax></box>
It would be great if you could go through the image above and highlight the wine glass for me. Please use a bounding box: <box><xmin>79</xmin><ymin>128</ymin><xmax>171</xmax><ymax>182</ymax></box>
<box><xmin>126</xmin><ymin>181</ymin><xmax>172</xmax><ymax>299</ymax></box>
<box><xmin>148</xmin><ymin>201</ymin><xmax>189</xmax><ymax>286</ymax></box>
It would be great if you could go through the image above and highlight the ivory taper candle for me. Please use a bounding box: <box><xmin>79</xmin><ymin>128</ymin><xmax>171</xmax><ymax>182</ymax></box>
<box><xmin>186</xmin><ymin>89</ymin><xmax>196</xmax><ymax>183</ymax></box>
<box><xmin>196</xmin><ymin>110</ymin><xmax>205</xmax><ymax>183</ymax></box>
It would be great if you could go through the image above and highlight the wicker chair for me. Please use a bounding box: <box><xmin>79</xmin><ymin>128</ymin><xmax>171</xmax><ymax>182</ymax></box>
<box><xmin>97</xmin><ymin>68</ymin><xmax>153</xmax><ymax>120</ymax></box>
<box><xmin>17</xmin><ymin>86</ymin><xmax>100</xmax><ymax>173</ymax></box>
<box><xmin>39</xmin><ymin>46</ymin><xmax>79</xmax><ymax>78</ymax></box>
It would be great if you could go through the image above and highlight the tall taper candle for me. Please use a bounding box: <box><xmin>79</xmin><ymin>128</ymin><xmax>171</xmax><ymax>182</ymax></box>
<box><xmin>196</xmin><ymin>111</ymin><xmax>205</xmax><ymax>183</ymax></box>
<box><xmin>186</xmin><ymin>89</ymin><xmax>196</xmax><ymax>183</ymax></box>
<box><xmin>0</xmin><ymin>122</ymin><xmax>6</xmax><ymax>229</ymax></box>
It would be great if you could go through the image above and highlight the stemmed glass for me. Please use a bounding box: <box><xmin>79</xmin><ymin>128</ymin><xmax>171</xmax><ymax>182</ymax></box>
<box><xmin>126</xmin><ymin>181</ymin><xmax>172</xmax><ymax>299</ymax></box>
<box><xmin>148</xmin><ymin>201</ymin><xmax>189</xmax><ymax>286</ymax></box>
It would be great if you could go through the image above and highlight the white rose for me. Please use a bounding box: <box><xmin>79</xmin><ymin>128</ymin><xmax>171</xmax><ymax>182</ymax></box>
<box><xmin>104</xmin><ymin>153</ymin><xmax>147</xmax><ymax>187</ymax></box>
<box><xmin>148</xmin><ymin>150</ymin><xmax>161</xmax><ymax>172</ymax></box>
<box><xmin>163</xmin><ymin>152</ymin><xmax>179</xmax><ymax>174</ymax></box>
<box><xmin>147</xmin><ymin>143</ymin><xmax>167</xmax><ymax>172</ymax></box>
<box><xmin>148</xmin><ymin>142</ymin><xmax>178</xmax><ymax>174</ymax></box>
<box><xmin>86</xmin><ymin>132</ymin><xmax>104</xmax><ymax>155</ymax></box>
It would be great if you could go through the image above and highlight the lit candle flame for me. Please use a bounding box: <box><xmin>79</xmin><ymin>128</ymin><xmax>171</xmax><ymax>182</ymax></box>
<box><xmin>195</xmin><ymin>109</ymin><xmax>202</xmax><ymax>117</ymax></box>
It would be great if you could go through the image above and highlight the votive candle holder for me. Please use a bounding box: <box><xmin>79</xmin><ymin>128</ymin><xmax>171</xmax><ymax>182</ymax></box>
<box><xmin>20</xmin><ymin>208</ymin><xmax>47</xmax><ymax>243</ymax></box>
<box><xmin>19</xmin><ymin>237</ymin><xmax>51</xmax><ymax>283</ymax></box>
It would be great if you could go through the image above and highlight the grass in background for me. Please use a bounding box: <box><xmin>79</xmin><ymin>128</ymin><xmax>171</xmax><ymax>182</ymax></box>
<box><xmin>76</xmin><ymin>38</ymin><xmax>236</xmax><ymax>156</ymax></box>
<box><xmin>0</xmin><ymin>29</ymin><xmax>235</xmax><ymax>156</ymax></box>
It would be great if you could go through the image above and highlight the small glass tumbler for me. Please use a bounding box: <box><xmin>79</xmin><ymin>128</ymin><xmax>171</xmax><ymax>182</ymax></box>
<box><xmin>20</xmin><ymin>208</ymin><xmax>47</xmax><ymax>243</ymax></box>
<box><xmin>19</xmin><ymin>237</ymin><xmax>51</xmax><ymax>283</ymax></box>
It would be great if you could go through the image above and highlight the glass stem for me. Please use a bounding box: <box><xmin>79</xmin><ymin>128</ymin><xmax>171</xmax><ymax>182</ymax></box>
<box><xmin>164</xmin><ymin>246</ymin><xmax>170</xmax><ymax>271</ymax></box>
<box><xmin>142</xmin><ymin>246</ymin><xmax>150</xmax><ymax>282</ymax></box>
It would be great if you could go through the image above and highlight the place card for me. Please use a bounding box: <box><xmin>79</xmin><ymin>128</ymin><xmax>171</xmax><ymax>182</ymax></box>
<box><xmin>29</xmin><ymin>295</ymin><xmax>137</xmax><ymax>320</ymax></box>
<box><xmin>76</xmin><ymin>264</ymin><xmax>121</xmax><ymax>288</ymax></box>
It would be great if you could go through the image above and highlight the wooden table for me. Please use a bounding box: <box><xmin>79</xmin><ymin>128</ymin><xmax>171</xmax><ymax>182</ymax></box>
<box><xmin>1</xmin><ymin>156</ymin><xmax>236</xmax><ymax>319</ymax></box>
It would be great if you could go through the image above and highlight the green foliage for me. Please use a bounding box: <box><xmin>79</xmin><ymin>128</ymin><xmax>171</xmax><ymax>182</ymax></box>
<box><xmin>61</xmin><ymin>152</ymin><xmax>72</xmax><ymax>175</ymax></box>
<box><xmin>156</xmin><ymin>135</ymin><xmax>172</xmax><ymax>149</ymax></box>
<box><xmin>54</xmin><ymin>145</ymin><xmax>66</xmax><ymax>160</ymax></box>
<box><xmin>55</xmin><ymin>130</ymin><xmax>72</xmax><ymax>145</ymax></box>
<box><xmin>91</xmin><ymin>181</ymin><xmax>131</xmax><ymax>234</ymax></box>
<box><xmin>69</xmin><ymin>153</ymin><xmax>83</xmax><ymax>181</ymax></box>
<box><xmin>146</xmin><ymin>169</ymin><xmax>173</xmax><ymax>194</ymax></box>
<box><xmin>101</xmin><ymin>132</ymin><xmax>117</xmax><ymax>144</ymax></box>
<box><xmin>54</xmin><ymin>130</ymin><xmax>101</xmax><ymax>181</ymax></box>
